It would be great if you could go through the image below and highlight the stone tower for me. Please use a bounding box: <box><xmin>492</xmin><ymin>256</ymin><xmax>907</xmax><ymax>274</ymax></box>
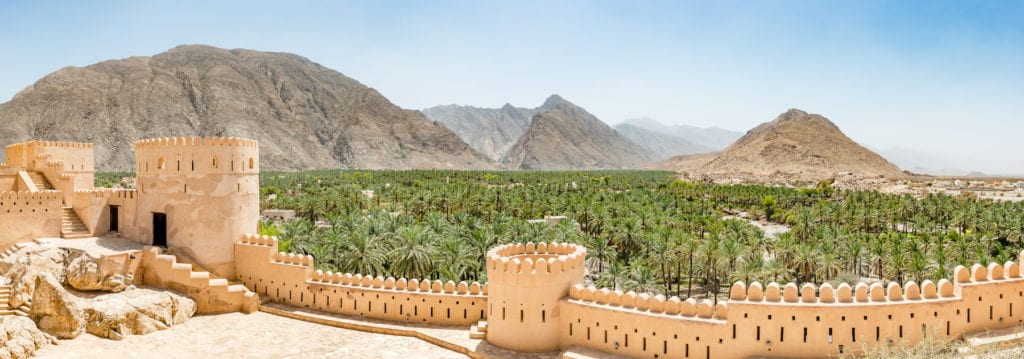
<box><xmin>134</xmin><ymin>137</ymin><xmax>259</xmax><ymax>279</ymax></box>
<box><xmin>485</xmin><ymin>242</ymin><xmax>587</xmax><ymax>352</ymax></box>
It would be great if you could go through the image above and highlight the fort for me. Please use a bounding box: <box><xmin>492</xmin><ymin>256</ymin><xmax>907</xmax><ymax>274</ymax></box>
<box><xmin>2</xmin><ymin>137</ymin><xmax>1023</xmax><ymax>358</ymax></box>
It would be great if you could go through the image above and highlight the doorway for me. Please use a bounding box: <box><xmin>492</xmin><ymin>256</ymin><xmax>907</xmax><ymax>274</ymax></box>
<box><xmin>152</xmin><ymin>213</ymin><xmax>167</xmax><ymax>247</ymax></box>
<box><xmin>109</xmin><ymin>206</ymin><xmax>119</xmax><ymax>232</ymax></box>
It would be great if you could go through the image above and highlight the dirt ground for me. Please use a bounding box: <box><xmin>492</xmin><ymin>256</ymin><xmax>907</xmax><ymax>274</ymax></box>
<box><xmin>34</xmin><ymin>311</ymin><xmax>465</xmax><ymax>359</ymax></box>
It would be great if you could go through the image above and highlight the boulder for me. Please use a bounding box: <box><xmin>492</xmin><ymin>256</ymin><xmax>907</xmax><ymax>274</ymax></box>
<box><xmin>30</xmin><ymin>273</ymin><xmax>86</xmax><ymax>339</ymax></box>
<box><xmin>64</xmin><ymin>249</ymin><xmax>129</xmax><ymax>292</ymax></box>
<box><xmin>0</xmin><ymin>316</ymin><xmax>57</xmax><ymax>359</ymax></box>
<box><xmin>0</xmin><ymin>247</ymin><xmax>68</xmax><ymax>310</ymax></box>
<box><xmin>83</xmin><ymin>288</ymin><xmax>196</xmax><ymax>340</ymax></box>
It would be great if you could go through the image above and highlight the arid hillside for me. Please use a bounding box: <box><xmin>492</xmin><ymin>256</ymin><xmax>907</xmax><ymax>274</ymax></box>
<box><xmin>501</xmin><ymin>95</ymin><xmax>653</xmax><ymax>170</ymax></box>
<box><xmin>0</xmin><ymin>45</ymin><xmax>492</xmax><ymax>171</ymax></box>
<box><xmin>655</xmin><ymin>109</ymin><xmax>906</xmax><ymax>182</ymax></box>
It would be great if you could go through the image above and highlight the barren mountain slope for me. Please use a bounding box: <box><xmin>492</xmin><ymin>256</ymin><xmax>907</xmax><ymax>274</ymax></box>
<box><xmin>658</xmin><ymin>109</ymin><xmax>905</xmax><ymax>181</ymax></box>
<box><xmin>0</xmin><ymin>45</ymin><xmax>492</xmax><ymax>170</ymax></box>
<box><xmin>501</xmin><ymin>95</ymin><xmax>653</xmax><ymax>170</ymax></box>
<box><xmin>421</xmin><ymin>103</ymin><xmax>535</xmax><ymax>161</ymax></box>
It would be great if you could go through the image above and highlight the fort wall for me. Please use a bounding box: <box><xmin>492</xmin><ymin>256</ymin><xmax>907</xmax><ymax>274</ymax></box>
<box><xmin>485</xmin><ymin>242</ymin><xmax>586</xmax><ymax>352</ymax></box>
<box><xmin>71</xmin><ymin>189</ymin><xmax>140</xmax><ymax>239</ymax></box>
<box><xmin>135</xmin><ymin>137</ymin><xmax>259</xmax><ymax>279</ymax></box>
<box><xmin>0</xmin><ymin>191</ymin><xmax>61</xmax><ymax>245</ymax></box>
<box><xmin>235</xmin><ymin>234</ymin><xmax>488</xmax><ymax>326</ymax></box>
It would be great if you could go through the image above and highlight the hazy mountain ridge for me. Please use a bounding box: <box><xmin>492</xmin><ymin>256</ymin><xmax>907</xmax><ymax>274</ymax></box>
<box><xmin>500</xmin><ymin>95</ymin><xmax>653</xmax><ymax>170</ymax></box>
<box><xmin>622</xmin><ymin>118</ymin><xmax>742</xmax><ymax>150</ymax></box>
<box><xmin>421</xmin><ymin>103</ymin><xmax>536</xmax><ymax>161</ymax></box>
<box><xmin>613</xmin><ymin>123</ymin><xmax>713</xmax><ymax>160</ymax></box>
<box><xmin>0</xmin><ymin>45</ymin><xmax>493</xmax><ymax>170</ymax></box>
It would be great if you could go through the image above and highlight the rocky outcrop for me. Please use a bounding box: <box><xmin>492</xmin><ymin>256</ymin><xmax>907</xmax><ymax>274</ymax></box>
<box><xmin>31</xmin><ymin>272</ymin><xmax>196</xmax><ymax>340</ymax></box>
<box><xmin>83</xmin><ymin>288</ymin><xmax>195</xmax><ymax>340</ymax></box>
<box><xmin>0</xmin><ymin>246</ymin><xmax>68</xmax><ymax>311</ymax></box>
<box><xmin>0</xmin><ymin>246</ymin><xmax>129</xmax><ymax>310</ymax></box>
<box><xmin>30</xmin><ymin>273</ymin><xmax>85</xmax><ymax>339</ymax></box>
<box><xmin>64</xmin><ymin>249</ymin><xmax>129</xmax><ymax>292</ymax></box>
<box><xmin>0</xmin><ymin>316</ymin><xmax>57</xmax><ymax>358</ymax></box>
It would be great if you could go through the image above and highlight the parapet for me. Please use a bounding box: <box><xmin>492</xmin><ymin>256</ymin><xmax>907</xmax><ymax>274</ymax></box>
<box><xmin>134</xmin><ymin>137</ymin><xmax>258</xmax><ymax>149</ymax></box>
<box><xmin>485</xmin><ymin>242</ymin><xmax>587</xmax><ymax>286</ymax></box>
<box><xmin>569</xmin><ymin>284</ymin><xmax>728</xmax><ymax>320</ymax></box>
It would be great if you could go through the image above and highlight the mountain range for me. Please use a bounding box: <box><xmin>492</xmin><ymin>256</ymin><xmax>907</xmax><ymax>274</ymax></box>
<box><xmin>0</xmin><ymin>45</ymin><xmax>492</xmax><ymax>171</ymax></box>
<box><xmin>0</xmin><ymin>44</ymin><xmax>969</xmax><ymax>181</ymax></box>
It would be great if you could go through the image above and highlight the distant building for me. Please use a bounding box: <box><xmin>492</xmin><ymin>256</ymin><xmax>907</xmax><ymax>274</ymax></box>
<box><xmin>262</xmin><ymin>209</ymin><xmax>296</xmax><ymax>221</ymax></box>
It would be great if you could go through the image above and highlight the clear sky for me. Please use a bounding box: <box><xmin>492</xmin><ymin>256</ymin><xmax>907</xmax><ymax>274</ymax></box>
<box><xmin>1</xmin><ymin>1</ymin><xmax>1022</xmax><ymax>173</ymax></box>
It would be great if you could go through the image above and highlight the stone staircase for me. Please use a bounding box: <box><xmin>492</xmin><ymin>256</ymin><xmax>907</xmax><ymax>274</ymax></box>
<box><xmin>469</xmin><ymin>320</ymin><xmax>487</xmax><ymax>339</ymax></box>
<box><xmin>61</xmin><ymin>206</ymin><xmax>91</xmax><ymax>239</ymax></box>
<box><xmin>0</xmin><ymin>285</ymin><xmax>30</xmax><ymax>317</ymax></box>
<box><xmin>147</xmin><ymin>250</ymin><xmax>258</xmax><ymax>314</ymax></box>
<box><xmin>0</xmin><ymin>242</ymin><xmax>36</xmax><ymax>260</ymax></box>
<box><xmin>26</xmin><ymin>171</ymin><xmax>54</xmax><ymax>190</ymax></box>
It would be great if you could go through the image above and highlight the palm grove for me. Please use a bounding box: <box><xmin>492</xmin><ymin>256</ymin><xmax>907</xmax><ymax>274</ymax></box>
<box><xmin>224</xmin><ymin>170</ymin><xmax>1024</xmax><ymax>302</ymax></box>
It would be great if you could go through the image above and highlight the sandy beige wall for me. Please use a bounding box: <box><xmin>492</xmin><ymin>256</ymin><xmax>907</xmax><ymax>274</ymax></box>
<box><xmin>70</xmin><ymin>189</ymin><xmax>141</xmax><ymax>239</ymax></box>
<box><xmin>0</xmin><ymin>175</ymin><xmax>16</xmax><ymax>191</ymax></box>
<box><xmin>235</xmin><ymin>235</ymin><xmax>487</xmax><ymax>326</ymax></box>
<box><xmin>0</xmin><ymin>191</ymin><xmax>61</xmax><ymax>245</ymax></box>
<box><xmin>134</xmin><ymin>137</ymin><xmax>260</xmax><ymax>279</ymax></box>
<box><xmin>562</xmin><ymin>261</ymin><xmax>1024</xmax><ymax>358</ymax></box>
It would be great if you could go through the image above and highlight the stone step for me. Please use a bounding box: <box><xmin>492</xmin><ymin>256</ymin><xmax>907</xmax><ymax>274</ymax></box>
<box><xmin>0</xmin><ymin>310</ymin><xmax>14</xmax><ymax>316</ymax></box>
<box><xmin>469</xmin><ymin>326</ymin><xmax>486</xmax><ymax>339</ymax></box>
<box><xmin>476</xmin><ymin>320</ymin><xmax>488</xmax><ymax>332</ymax></box>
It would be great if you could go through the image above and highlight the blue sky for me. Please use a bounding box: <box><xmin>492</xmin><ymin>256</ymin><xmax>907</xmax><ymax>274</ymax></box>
<box><xmin>1</xmin><ymin>1</ymin><xmax>1022</xmax><ymax>173</ymax></box>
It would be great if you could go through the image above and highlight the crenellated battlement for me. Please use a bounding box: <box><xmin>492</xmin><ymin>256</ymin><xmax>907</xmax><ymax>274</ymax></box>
<box><xmin>485</xmin><ymin>242</ymin><xmax>586</xmax><ymax>287</ymax></box>
<box><xmin>235</xmin><ymin>233</ymin><xmax>487</xmax><ymax>326</ymax></box>
<box><xmin>134</xmin><ymin>137</ymin><xmax>258</xmax><ymax>149</ymax></box>
<box><xmin>570</xmin><ymin>284</ymin><xmax>728</xmax><ymax>321</ymax></box>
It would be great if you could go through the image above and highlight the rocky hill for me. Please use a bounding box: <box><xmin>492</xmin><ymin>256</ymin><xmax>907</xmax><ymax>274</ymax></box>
<box><xmin>613</xmin><ymin>123</ymin><xmax>712</xmax><ymax>160</ymax></box>
<box><xmin>421</xmin><ymin>103</ymin><xmax>535</xmax><ymax>161</ymax></box>
<box><xmin>621</xmin><ymin>118</ymin><xmax>742</xmax><ymax>150</ymax></box>
<box><xmin>501</xmin><ymin>95</ymin><xmax>653</xmax><ymax>170</ymax></box>
<box><xmin>656</xmin><ymin>109</ymin><xmax>905</xmax><ymax>182</ymax></box>
<box><xmin>0</xmin><ymin>45</ymin><xmax>493</xmax><ymax>171</ymax></box>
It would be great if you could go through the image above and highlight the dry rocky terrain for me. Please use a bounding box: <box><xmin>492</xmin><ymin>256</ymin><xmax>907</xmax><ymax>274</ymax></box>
<box><xmin>654</xmin><ymin>109</ymin><xmax>906</xmax><ymax>183</ymax></box>
<box><xmin>501</xmin><ymin>95</ymin><xmax>653</xmax><ymax>170</ymax></box>
<box><xmin>0</xmin><ymin>45</ymin><xmax>492</xmax><ymax>171</ymax></box>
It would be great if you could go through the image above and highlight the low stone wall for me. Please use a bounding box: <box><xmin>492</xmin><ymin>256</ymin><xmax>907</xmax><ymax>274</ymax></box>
<box><xmin>0</xmin><ymin>191</ymin><xmax>61</xmax><ymax>246</ymax></box>
<box><xmin>556</xmin><ymin>259</ymin><xmax>1024</xmax><ymax>358</ymax></box>
<box><xmin>235</xmin><ymin>234</ymin><xmax>487</xmax><ymax>326</ymax></box>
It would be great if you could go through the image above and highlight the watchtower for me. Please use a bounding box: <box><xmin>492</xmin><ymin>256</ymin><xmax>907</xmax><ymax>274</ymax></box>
<box><xmin>485</xmin><ymin>242</ymin><xmax>587</xmax><ymax>352</ymax></box>
<box><xmin>134</xmin><ymin>137</ymin><xmax>259</xmax><ymax>279</ymax></box>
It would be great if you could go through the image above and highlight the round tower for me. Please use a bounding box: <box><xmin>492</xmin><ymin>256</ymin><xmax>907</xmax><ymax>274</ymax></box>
<box><xmin>134</xmin><ymin>137</ymin><xmax>259</xmax><ymax>279</ymax></box>
<box><xmin>485</xmin><ymin>242</ymin><xmax>587</xmax><ymax>352</ymax></box>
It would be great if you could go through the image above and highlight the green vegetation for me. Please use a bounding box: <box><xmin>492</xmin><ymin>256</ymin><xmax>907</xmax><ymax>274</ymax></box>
<box><xmin>99</xmin><ymin>170</ymin><xmax>1024</xmax><ymax>302</ymax></box>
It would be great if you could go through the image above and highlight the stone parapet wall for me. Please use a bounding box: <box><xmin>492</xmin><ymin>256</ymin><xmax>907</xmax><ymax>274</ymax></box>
<box><xmin>235</xmin><ymin>234</ymin><xmax>487</xmax><ymax>326</ymax></box>
<box><xmin>135</xmin><ymin>137</ymin><xmax>259</xmax><ymax>175</ymax></box>
<box><xmin>556</xmin><ymin>255</ymin><xmax>1024</xmax><ymax>358</ymax></box>
<box><xmin>0</xmin><ymin>191</ymin><xmax>61</xmax><ymax>245</ymax></box>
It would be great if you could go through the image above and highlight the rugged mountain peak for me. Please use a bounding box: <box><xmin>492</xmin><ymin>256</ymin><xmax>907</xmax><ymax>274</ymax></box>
<box><xmin>0</xmin><ymin>45</ymin><xmax>493</xmax><ymax>170</ymax></box>
<box><xmin>539</xmin><ymin>94</ymin><xmax>573</xmax><ymax>111</ymax></box>
<box><xmin>655</xmin><ymin>109</ymin><xmax>904</xmax><ymax>182</ymax></box>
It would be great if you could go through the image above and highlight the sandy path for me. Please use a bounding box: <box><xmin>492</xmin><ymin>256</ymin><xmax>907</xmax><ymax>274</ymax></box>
<box><xmin>35</xmin><ymin>312</ymin><xmax>464</xmax><ymax>359</ymax></box>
